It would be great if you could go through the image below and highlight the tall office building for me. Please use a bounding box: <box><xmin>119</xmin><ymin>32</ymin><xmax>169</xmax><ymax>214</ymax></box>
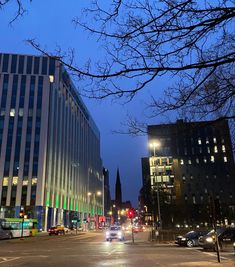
<box><xmin>0</xmin><ymin>53</ymin><xmax>103</xmax><ymax>230</ymax></box>
<box><xmin>142</xmin><ymin>119</ymin><xmax>235</xmax><ymax>227</ymax></box>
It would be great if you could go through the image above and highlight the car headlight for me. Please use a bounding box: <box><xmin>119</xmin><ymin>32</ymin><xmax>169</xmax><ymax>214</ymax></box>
<box><xmin>117</xmin><ymin>231</ymin><xmax>122</xmax><ymax>237</ymax></box>
<box><xmin>181</xmin><ymin>238</ymin><xmax>186</xmax><ymax>241</ymax></box>
<box><xmin>106</xmin><ymin>231</ymin><xmax>110</xmax><ymax>237</ymax></box>
<box><xmin>206</xmin><ymin>237</ymin><xmax>214</xmax><ymax>243</ymax></box>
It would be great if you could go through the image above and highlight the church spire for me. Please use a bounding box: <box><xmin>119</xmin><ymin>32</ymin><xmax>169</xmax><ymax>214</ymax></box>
<box><xmin>115</xmin><ymin>168</ymin><xmax>122</xmax><ymax>208</ymax></box>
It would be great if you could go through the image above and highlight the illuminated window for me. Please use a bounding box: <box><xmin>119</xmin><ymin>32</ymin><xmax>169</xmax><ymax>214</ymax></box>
<box><xmin>0</xmin><ymin>109</ymin><xmax>5</xmax><ymax>116</ymax></box>
<box><xmin>207</xmin><ymin>147</ymin><xmax>210</xmax><ymax>153</ymax></box>
<box><xmin>221</xmin><ymin>138</ymin><xmax>225</xmax><ymax>144</ymax></box>
<box><xmin>188</xmin><ymin>159</ymin><xmax>192</xmax><ymax>165</ymax></box>
<box><xmin>32</xmin><ymin>178</ymin><xmax>37</xmax><ymax>185</ymax></box>
<box><xmin>211</xmin><ymin>156</ymin><xmax>215</xmax><ymax>162</ymax></box>
<box><xmin>206</xmin><ymin>137</ymin><xmax>209</xmax><ymax>144</ymax></box>
<box><xmin>224</xmin><ymin>156</ymin><xmax>227</xmax><ymax>162</ymax></box>
<box><xmin>180</xmin><ymin>159</ymin><xmax>184</xmax><ymax>165</ymax></box>
<box><xmin>203</xmin><ymin>157</ymin><xmax>207</xmax><ymax>163</ymax></box>
<box><xmin>22</xmin><ymin>180</ymin><xmax>28</xmax><ymax>186</ymax></box>
<box><xmin>10</xmin><ymin>109</ymin><xmax>15</xmax><ymax>117</ymax></box>
<box><xmin>214</xmin><ymin>146</ymin><xmax>218</xmax><ymax>153</ymax></box>
<box><xmin>222</xmin><ymin>145</ymin><xmax>226</xmax><ymax>153</ymax></box>
<box><xmin>12</xmin><ymin>176</ymin><xmax>18</xmax><ymax>185</ymax></box>
<box><xmin>196</xmin><ymin>158</ymin><xmax>199</xmax><ymax>164</ymax></box>
<box><xmin>213</xmin><ymin>137</ymin><xmax>217</xmax><ymax>144</ymax></box>
<box><xmin>19</xmin><ymin>108</ymin><xmax>24</xmax><ymax>117</ymax></box>
<box><xmin>3</xmin><ymin>177</ymin><xmax>8</xmax><ymax>186</ymax></box>
<box><xmin>192</xmin><ymin>195</ymin><xmax>196</xmax><ymax>204</ymax></box>
<box><xmin>198</xmin><ymin>138</ymin><xmax>202</xmax><ymax>145</ymax></box>
<box><xmin>182</xmin><ymin>175</ymin><xmax>186</xmax><ymax>181</ymax></box>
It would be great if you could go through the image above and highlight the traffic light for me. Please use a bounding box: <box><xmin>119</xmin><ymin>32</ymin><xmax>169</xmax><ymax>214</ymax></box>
<box><xmin>127</xmin><ymin>209</ymin><xmax>134</xmax><ymax>218</ymax></box>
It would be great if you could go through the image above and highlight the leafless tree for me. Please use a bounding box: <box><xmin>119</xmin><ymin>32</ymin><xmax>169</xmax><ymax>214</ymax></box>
<box><xmin>0</xmin><ymin>0</ymin><xmax>30</xmax><ymax>24</ymax></box>
<box><xmin>28</xmin><ymin>1</ymin><xmax>234</xmax><ymax>120</ymax></box>
<box><xmin>2</xmin><ymin>0</ymin><xmax>235</xmax><ymax>124</ymax></box>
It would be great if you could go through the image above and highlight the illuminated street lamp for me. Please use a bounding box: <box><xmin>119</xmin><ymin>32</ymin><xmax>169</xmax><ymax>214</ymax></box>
<box><xmin>149</xmin><ymin>141</ymin><xmax>162</xmax><ymax>237</ymax></box>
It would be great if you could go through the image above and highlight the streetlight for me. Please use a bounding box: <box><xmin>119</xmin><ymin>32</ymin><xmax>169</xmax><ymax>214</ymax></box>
<box><xmin>149</xmin><ymin>141</ymin><xmax>161</xmax><ymax>239</ymax></box>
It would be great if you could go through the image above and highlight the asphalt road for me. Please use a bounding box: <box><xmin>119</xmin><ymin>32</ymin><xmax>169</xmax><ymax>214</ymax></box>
<box><xmin>0</xmin><ymin>231</ymin><xmax>234</xmax><ymax>267</ymax></box>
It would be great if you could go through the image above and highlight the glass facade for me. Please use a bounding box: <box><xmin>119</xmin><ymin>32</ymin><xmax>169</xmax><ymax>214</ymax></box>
<box><xmin>0</xmin><ymin>53</ymin><xmax>103</xmax><ymax>230</ymax></box>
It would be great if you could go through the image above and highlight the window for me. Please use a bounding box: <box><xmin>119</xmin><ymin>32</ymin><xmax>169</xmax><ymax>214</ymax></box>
<box><xmin>224</xmin><ymin>156</ymin><xmax>227</xmax><ymax>162</ymax></box>
<box><xmin>12</xmin><ymin>176</ymin><xmax>18</xmax><ymax>185</ymax></box>
<box><xmin>18</xmin><ymin>55</ymin><xmax>25</xmax><ymax>74</ymax></box>
<box><xmin>10</xmin><ymin>55</ymin><xmax>17</xmax><ymax>73</ymax></box>
<box><xmin>198</xmin><ymin>138</ymin><xmax>202</xmax><ymax>145</ymax></box>
<box><xmin>199</xmin><ymin>147</ymin><xmax>202</xmax><ymax>153</ymax></box>
<box><xmin>180</xmin><ymin>159</ymin><xmax>184</xmax><ymax>165</ymax></box>
<box><xmin>222</xmin><ymin>145</ymin><xmax>226</xmax><ymax>153</ymax></box>
<box><xmin>26</xmin><ymin>56</ymin><xmax>33</xmax><ymax>74</ymax></box>
<box><xmin>2</xmin><ymin>54</ymin><xmax>9</xmax><ymax>72</ymax></box>
<box><xmin>19</xmin><ymin>108</ymin><xmax>24</xmax><ymax>117</ymax></box>
<box><xmin>22</xmin><ymin>180</ymin><xmax>28</xmax><ymax>186</ymax></box>
<box><xmin>196</xmin><ymin>158</ymin><xmax>199</xmax><ymax>164</ymax></box>
<box><xmin>188</xmin><ymin>159</ymin><xmax>192</xmax><ymax>165</ymax></box>
<box><xmin>207</xmin><ymin>147</ymin><xmax>210</xmax><ymax>153</ymax></box>
<box><xmin>211</xmin><ymin>156</ymin><xmax>215</xmax><ymax>162</ymax></box>
<box><xmin>3</xmin><ymin>177</ymin><xmax>8</xmax><ymax>186</ymax></box>
<box><xmin>213</xmin><ymin>137</ymin><xmax>217</xmax><ymax>144</ymax></box>
<box><xmin>203</xmin><ymin>157</ymin><xmax>207</xmax><ymax>163</ymax></box>
<box><xmin>10</xmin><ymin>109</ymin><xmax>15</xmax><ymax>117</ymax></box>
<box><xmin>214</xmin><ymin>146</ymin><xmax>218</xmax><ymax>153</ymax></box>
<box><xmin>192</xmin><ymin>195</ymin><xmax>196</xmax><ymax>204</ymax></box>
<box><xmin>206</xmin><ymin>137</ymin><xmax>209</xmax><ymax>144</ymax></box>
<box><xmin>32</xmin><ymin>177</ymin><xmax>37</xmax><ymax>185</ymax></box>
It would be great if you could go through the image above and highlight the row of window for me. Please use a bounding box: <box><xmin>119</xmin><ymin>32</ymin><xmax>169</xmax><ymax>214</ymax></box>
<box><xmin>179</xmin><ymin>155</ymin><xmax>228</xmax><ymax>165</ymax></box>
<box><xmin>2</xmin><ymin>177</ymin><xmax>37</xmax><ymax>186</ymax></box>
<box><xmin>184</xmin><ymin>193</ymin><xmax>233</xmax><ymax>204</ymax></box>
<box><xmin>0</xmin><ymin>53</ymin><xmax>55</xmax><ymax>76</ymax></box>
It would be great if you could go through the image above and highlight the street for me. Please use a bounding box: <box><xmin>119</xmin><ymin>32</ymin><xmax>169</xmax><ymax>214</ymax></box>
<box><xmin>0</xmin><ymin>231</ymin><xmax>234</xmax><ymax>267</ymax></box>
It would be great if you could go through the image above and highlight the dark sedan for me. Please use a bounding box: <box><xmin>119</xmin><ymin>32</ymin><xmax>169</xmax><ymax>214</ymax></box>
<box><xmin>199</xmin><ymin>227</ymin><xmax>235</xmax><ymax>251</ymax></box>
<box><xmin>175</xmin><ymin>230</ymin><xmax>209</xmax><ymax>247</ymax></box>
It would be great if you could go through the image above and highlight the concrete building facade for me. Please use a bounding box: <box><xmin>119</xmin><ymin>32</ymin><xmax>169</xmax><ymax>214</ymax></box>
<box><xmin>0</xmin><ymin>53</ymin><xmax>103</xmax><ymax>230</ymax></box>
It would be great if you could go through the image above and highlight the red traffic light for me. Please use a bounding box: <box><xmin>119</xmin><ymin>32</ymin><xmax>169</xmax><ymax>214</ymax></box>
<box><xmin>127</xmin><ymin>209</ymin><xmax>134</xmax><ymax>218</ymax></box>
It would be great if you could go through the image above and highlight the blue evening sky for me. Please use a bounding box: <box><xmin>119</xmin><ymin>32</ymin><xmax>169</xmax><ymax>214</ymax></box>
<box><xmin>0</xmin><ymin>1</ymin><xmax>171</xmax><ymax>207</ymax></box>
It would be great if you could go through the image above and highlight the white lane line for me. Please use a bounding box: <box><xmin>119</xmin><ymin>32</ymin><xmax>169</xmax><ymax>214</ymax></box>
<box><xmin>0</xmin><ymin>257</ymin><xmax>20</xmax><ymax>264</ymax></box>
<box><xmin>107</xmin><ymin>248</ymin><xmax>117</xmax><ymax>256</ymax></box>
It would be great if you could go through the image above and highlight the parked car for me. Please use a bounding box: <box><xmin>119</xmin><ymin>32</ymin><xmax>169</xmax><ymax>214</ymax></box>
<box><xmin>199</xmin><ymin>227</ymin><xmax>235</xmax><ymax>251</ymax></box>
<box><xmin>0</xmin><ymin>227</ymin><xmax>12</xmax><ymax>240</ymax></box>
<box><xmin>105</xmin><ymin>225</ymin><xmax>124</xmax><ymax>241</ymax></box>
<box><xmin>175</xmin><ymin>230</ymin><xmax>209</xmax><ymax>247</ymax></box>
<box><xmin>48</xmin><ymin>225</ymin><xmax>65</xmax><ymax>235</ymax></box>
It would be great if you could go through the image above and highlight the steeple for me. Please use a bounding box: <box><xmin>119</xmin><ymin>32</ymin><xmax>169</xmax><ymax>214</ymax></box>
<box><xmin>115</xmin><ymin>168</ymin><xmax>122</xmax><ymax>208</ymax></box>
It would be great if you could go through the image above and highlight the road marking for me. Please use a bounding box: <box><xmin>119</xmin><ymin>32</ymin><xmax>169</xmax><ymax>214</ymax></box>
<box><xmin>0</xmin><ymin>257</ymin><xmax>19</xmax><ymax>264</ymax></box>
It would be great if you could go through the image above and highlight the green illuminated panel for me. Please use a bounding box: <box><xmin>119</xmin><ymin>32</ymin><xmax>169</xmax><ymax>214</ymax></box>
<box><xmin>63</xmin><ymin>196</ymin><xmax>67</xmax><ymax>209</ymax></box>
<box><xmin>46</xmin><ymin>192</ymin><xmax>50</xmax><ymax>207</ymax></box>
<box><xmin>56</xmin><ymin>195</ymin><xmax>59</xmax><ymax>208</ymax></box>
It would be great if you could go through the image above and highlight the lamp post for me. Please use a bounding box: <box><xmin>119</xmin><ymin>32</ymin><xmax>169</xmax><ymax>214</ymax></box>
<box><xmin>149</xmin><ymin>142</ymin><xmax>161</xmax><ymax>239</ymax></box>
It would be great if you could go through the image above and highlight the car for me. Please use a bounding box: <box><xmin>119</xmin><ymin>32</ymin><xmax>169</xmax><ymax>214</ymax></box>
<box><xmin>175</xmin><ymin>230</ymin><xmax>209</xmax><ymax>247</ymax></box>
<box><xmin>105</xmin><ymin>225</ymin><xmax>124</xmax><ymax>241</ymax></box>
<box><xmin>48</xmin><ymin>225</ymin><xmax>65</xmax><ymax>235</ymax></box>
<box><xmin>199</xmin><ymin>227</ymin><xmax>235</xmax><ymax>251</ymax></box>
